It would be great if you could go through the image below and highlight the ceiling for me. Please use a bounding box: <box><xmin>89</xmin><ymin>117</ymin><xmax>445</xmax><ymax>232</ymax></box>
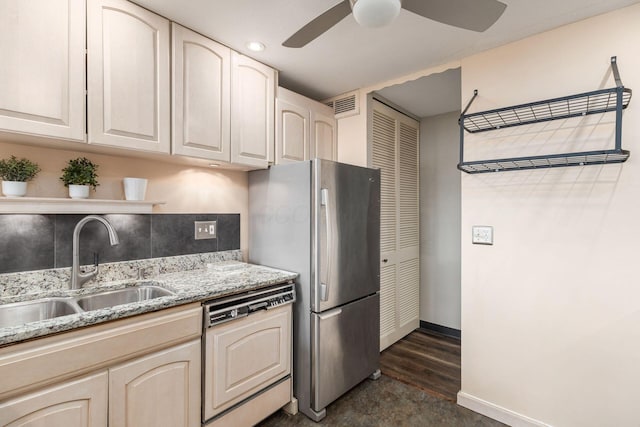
<box><xmin>376</xmin><ymin>68</ymin><xmax>461</xmax><ymax>118</ymax></box>
<box><xmin>133</xmin><ymin>0</ymin><xmax>639</xmax><ymax>101</ymax></box>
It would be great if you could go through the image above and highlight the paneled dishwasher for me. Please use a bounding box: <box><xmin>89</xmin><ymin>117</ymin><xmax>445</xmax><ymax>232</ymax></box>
<box><xmin>201</xmin><ymin>281</ymin><xmax>295</xmax><ymax>426</ymax></box>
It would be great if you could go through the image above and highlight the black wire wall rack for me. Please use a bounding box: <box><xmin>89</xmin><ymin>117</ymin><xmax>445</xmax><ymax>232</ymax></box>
<box><xmin>458</xmin><ymin>56</ymin><xmax>632</xmax><ymax>174</ymax></box>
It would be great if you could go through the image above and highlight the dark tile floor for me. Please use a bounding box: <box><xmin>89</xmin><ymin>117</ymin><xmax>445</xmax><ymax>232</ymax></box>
<box><xmin>258</xmin><ymin>375</ymin><xmax>506</xmax><ymax>427</ymax></box>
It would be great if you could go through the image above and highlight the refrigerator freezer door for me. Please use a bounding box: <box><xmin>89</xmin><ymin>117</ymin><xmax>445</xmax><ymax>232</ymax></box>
<box><xmin>311</xmin><ymin>293</ymin><xmax>380</xmax><ymax>412</ymax></box>
<box><xmin>313</xmin><ymin>160</ymin><xmax>380</xmax><ymax>312</ymax></box>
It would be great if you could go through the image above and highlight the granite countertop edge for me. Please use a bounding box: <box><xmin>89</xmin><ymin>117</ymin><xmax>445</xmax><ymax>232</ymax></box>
<box><xmin>0</xmin><ymin>262</ymin><xmax>297</xmax><ymax>347</ymax></box>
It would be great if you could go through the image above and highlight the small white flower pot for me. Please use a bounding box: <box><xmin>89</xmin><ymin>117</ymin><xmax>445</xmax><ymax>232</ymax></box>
<box><xmin>68</xmin><ymin>184</ymin><xmax>90</xmax><ymax>199</ymax></box>
<box><xmin>123</xmin><ymin>177</ymin><xmax>148</xmax><ymax>201</ymax></box>
<box><xmin>2</xmin><ymin>181</ymin><xmax>28</xmax><ymax>197</ymax></box>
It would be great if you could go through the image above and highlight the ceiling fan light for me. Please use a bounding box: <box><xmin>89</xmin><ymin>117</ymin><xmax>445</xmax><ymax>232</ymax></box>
<box><xmin>352</xmin><ymin>0</ymin><xmax>401</xmax><ymax>28</ymax></box>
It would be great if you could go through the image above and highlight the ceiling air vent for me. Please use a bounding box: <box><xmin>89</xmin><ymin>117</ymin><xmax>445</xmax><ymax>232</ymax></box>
<box><xmin>323</xmin><ymin>91</ymin><xmax>359</xmax><ymax>119</ymax></box>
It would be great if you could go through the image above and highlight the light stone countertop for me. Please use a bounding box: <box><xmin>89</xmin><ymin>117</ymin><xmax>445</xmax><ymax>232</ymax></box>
<box><xmin>0</xmin><ymin>259</ymin><xmax>297</xmax><ymax>346</ymax></box>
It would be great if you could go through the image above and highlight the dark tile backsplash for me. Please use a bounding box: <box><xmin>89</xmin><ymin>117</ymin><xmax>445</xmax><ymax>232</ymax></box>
<box><xmin>54</xmin><ymin>215</ymin><xmax>152</xmax><ymax>268</ymax></box>
<box><xmin>0</xmin><ymin>213</ymin><xmax>240</xmax><ymax>274</ymax></box>
<box><xmin>0</xmin><ymin>215</ymin><xmax>55</xmax><ymax>273</ymax></box>
<box><xmin>151</xmin><ymin>214</ymin><xmax>219</xmax><ymax>258</ymax></box>
<box><xmin>217</xmin><ymin>214</ymin><xmax>241</xmax><ymax>251</ymax></box>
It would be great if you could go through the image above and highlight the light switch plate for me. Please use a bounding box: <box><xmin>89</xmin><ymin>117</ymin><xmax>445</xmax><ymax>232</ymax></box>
<box><xmin>472</xmin><ymin>226</ymin><xmax>493</xmax><ymax>245</ymax></box>
<box><xmin>195</xmin><ymin>221</ymin><xmax>217</xmax><ymax>240</ymax></box>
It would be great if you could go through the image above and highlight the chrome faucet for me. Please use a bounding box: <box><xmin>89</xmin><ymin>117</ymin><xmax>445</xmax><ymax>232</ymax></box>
<box><xmin>71</xmin><ymin>215</ymin><xmax>120</xmax><ymax>289</ymax></box>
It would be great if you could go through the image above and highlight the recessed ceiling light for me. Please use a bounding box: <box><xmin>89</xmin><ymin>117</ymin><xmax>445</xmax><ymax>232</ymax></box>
<box><xmin>208</xmin><ymin>163</ymin><xmax>220</xmax><ymax>168</ymax></box>
<box><xmin>246</xmin><ymin>41</ymin><xmax>265</xmax><ymax>52</ymax></box>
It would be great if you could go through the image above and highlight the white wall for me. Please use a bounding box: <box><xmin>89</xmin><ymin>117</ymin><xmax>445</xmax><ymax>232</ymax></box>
<box><xmin>337</xmin><ymin>108</ymin><xmax>368</xmax><ymax>167</ymax></box>
<box><xmin>458</xmin><ymin>4</ymin><xmax>640</xmax><ymax>426</ymax></box>
<box><xmin>419</xmin><ymin>111</ymin><xmax>461</xmax><ymax>330</ymax></box>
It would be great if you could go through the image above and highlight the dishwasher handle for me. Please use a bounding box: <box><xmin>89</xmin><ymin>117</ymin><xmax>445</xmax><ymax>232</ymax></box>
<box><xmin>249</xmin><ymin>301</ymin><xmax>268</xmax><ymax>312</ymax></box>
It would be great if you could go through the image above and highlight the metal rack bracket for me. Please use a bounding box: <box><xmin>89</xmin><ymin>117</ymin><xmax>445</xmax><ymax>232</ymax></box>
<box><xmin>458</xmin><ymin>56</ymin><xmax>632</xmax><ymax>173</ymax></box>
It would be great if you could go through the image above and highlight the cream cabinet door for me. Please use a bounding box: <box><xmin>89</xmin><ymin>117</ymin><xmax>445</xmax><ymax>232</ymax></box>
<box><xmin>231</xmin><ymin>52</ymin><xmax>275</xmax><ymax>169</ymax></box>
<box><xmin>0</xmin><ymin>372</ymin><xmax>108</xmax><ymax>427</ymax></box>
<box><xmin>276</xmin><ymin>97</ymin><xmax>309</xmax><ymax>164</ymax></box>
<box><xmin>109</xmin><ymin>340</ymin><xmax>200</xmax><ymax>427</ymax></box>
<box><xmin>310</xmin><ymin>108</ymin><xmax>337</xmax><ymax>161</ymax></box>
<box><xmin>172</xmin><ymin>23</ymin><xmax>231</xmax><ymax>162</ymax></box>
<box><xmin>87</xmin><ymin>0</ymin><xmax>170</xmax><ymax>153</ymax></box>
<box><xmin>0</xmin><ymin>0</ymin><xmax>85</xmax><ymax>141</ymax></box>
<box><xmin>276</xmin><ymin>86</ymin><xmax>336</xmax><ymax>164</ymax></box>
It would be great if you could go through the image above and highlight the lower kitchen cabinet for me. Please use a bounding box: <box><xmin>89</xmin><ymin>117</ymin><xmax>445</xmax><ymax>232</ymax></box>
<box><xmin>0</xmin><ymin>304</ymin><xmax>202</xmax><ymax>426</ymax></box>
<box><xmin>0</xmin><ymin>341</ymin><xmax>200</xmax><ymax>427</ymax></box>
<box><xmin>0</xmin><ymin>371</ymin><xmax>108</xmax><ymax>427</ymax></box>
<box><xmin>109</xmin><ymin>340</ymin><xmax>200</xmax><ymax>427</ymax></box>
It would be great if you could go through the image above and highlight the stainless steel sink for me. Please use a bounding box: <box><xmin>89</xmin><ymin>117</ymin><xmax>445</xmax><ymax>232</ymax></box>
<box><xmin>76</xmin><ymin>286</ymin><xmax>175</xmax><ymax>311</ymax></box>
<box><xmin>0</xmin><ymin>298</ymin><xmax>81</xmax><ymax>328</ymax></box>
<box><xmin>0</xmin><ymin>285</ymin><xmax>176</xmax><ymax>328</ymax></box>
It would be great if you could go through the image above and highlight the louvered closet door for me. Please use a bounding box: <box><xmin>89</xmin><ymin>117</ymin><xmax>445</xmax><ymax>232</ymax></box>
<box><xmin>371</xmin><ymin>100</ymin><xmax>420</xmax><ymax>351</ymax></box>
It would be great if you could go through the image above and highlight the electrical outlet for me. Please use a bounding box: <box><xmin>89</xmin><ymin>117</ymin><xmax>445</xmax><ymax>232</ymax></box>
<box><xmin>472</xmin><ymin>226</ymin><xmax>493</xmax><ymax>245</ymax></box>
<box><xmin>195</xmin><ymin>221</ymin><xmax>217</xmax><ymax>240</ymax></box>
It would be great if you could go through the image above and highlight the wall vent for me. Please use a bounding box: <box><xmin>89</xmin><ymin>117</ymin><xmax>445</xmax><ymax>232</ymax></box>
<box><xmin>323</xmin><ymin>91</ymin><xmax>359</xmax><ymax>119</ymax></box>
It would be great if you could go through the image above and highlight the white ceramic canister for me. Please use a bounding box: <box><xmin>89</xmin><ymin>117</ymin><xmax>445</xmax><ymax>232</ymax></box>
<box><xmin>123</xmin><ymin>177</ymin><xmax>148</xmax><ymax>201</ymax></box>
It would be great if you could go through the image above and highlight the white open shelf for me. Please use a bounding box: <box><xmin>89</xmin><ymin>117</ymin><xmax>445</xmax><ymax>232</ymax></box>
<box><xmin>0</xmin><ymin>197</ymin><xmax>165</xmax><ymax>214</ymax></box>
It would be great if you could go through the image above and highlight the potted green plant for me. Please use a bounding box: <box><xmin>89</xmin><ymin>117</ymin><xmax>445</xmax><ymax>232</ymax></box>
<box><xmin>60</xmin><ymin>157</ymin><xmax>99</xmax><ymax>199</ymax></box>
<box><xmin>0</xmin><ymin>155</ymin><xmax>41</xmax><ymax>197</ymax></box>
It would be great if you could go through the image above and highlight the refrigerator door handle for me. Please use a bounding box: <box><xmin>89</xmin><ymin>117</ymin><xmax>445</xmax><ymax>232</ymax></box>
<box><xmin>320</xmin><ymin>188</ymin><xmax>332</xmax><ymax>301</ymax></box>
<box><xmin>317</xmin><ymin>307</ymin><xmax>342</xmax><ymax>320</ymax></box>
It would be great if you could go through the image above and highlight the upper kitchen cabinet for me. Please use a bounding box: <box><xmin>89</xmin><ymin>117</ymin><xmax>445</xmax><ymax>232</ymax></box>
<box><xmin>230</xmin><ymin>53</ymin><xmax>276</xmax><ymax>169</ymax></box>
<box><xmin>172</xmin><ymin>23</ymin><xmax>231</xmax><ymax>162</ymax></box>
<box><xmin>87</xmin><ymin>0</ymin><xmax>170</xmax><ymax>153</ymax></box>
<box><xmin>275</xmin><ymin>87</ymin><xmax>336</xmax><ymax>165</ymax></box>
<box><xmin>310</xmin><ymin>108</ymin><xmax>337</xmax><ymax>161</ymax></box>
<box><xmin>276</xmin><ymin>90</ymin><xmax>309</xmax><ymax>164</ymax></box>
<box><xmin>0</xmin><ymin>0</ymin><xmax>85</xmax><ymax>141</ymax></box>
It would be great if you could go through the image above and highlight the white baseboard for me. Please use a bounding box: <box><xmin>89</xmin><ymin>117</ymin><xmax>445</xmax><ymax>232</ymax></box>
<box><xmin>457</xmin><ymin>392</ymin><xmax>552</xmax><ymax>427</ymax></box>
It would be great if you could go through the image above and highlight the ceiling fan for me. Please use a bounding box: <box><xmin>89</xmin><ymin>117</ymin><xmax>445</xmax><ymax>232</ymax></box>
<box><xmin>283</xmin><ymin>0</ymin><xmax>507</xmax><ymax>48</ymax></box>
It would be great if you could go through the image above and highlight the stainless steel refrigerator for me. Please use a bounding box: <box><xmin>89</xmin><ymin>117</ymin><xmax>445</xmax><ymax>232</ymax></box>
<box><xmin>249</xmin><ymin>159</ymin><xmax>380</xmax><ymax>422</ymax></box>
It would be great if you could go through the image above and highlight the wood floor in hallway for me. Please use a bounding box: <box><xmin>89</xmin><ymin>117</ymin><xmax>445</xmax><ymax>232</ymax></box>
<box><xmin>379</xmin><ymin>329</ymin><xmax>461</xmax><ymax>402</ymax></box>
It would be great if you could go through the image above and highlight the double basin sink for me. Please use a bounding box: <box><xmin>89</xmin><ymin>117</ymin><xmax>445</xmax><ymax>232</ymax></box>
<box><xmin>0</xmin><ymin>285</ymin><xmax>175</xmax><ymax>329</ymax></box>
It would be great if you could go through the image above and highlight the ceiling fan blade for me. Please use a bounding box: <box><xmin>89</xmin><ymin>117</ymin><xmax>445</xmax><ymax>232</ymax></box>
<box><xmin>283</xmin><ymin>1</ymin><xmax>352</xmax><ymax>48</ymax></box>
<box><xmin>402</xmin><ymin>0</ymin><xmax>507</xmax><ymax>32</ymax></box>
